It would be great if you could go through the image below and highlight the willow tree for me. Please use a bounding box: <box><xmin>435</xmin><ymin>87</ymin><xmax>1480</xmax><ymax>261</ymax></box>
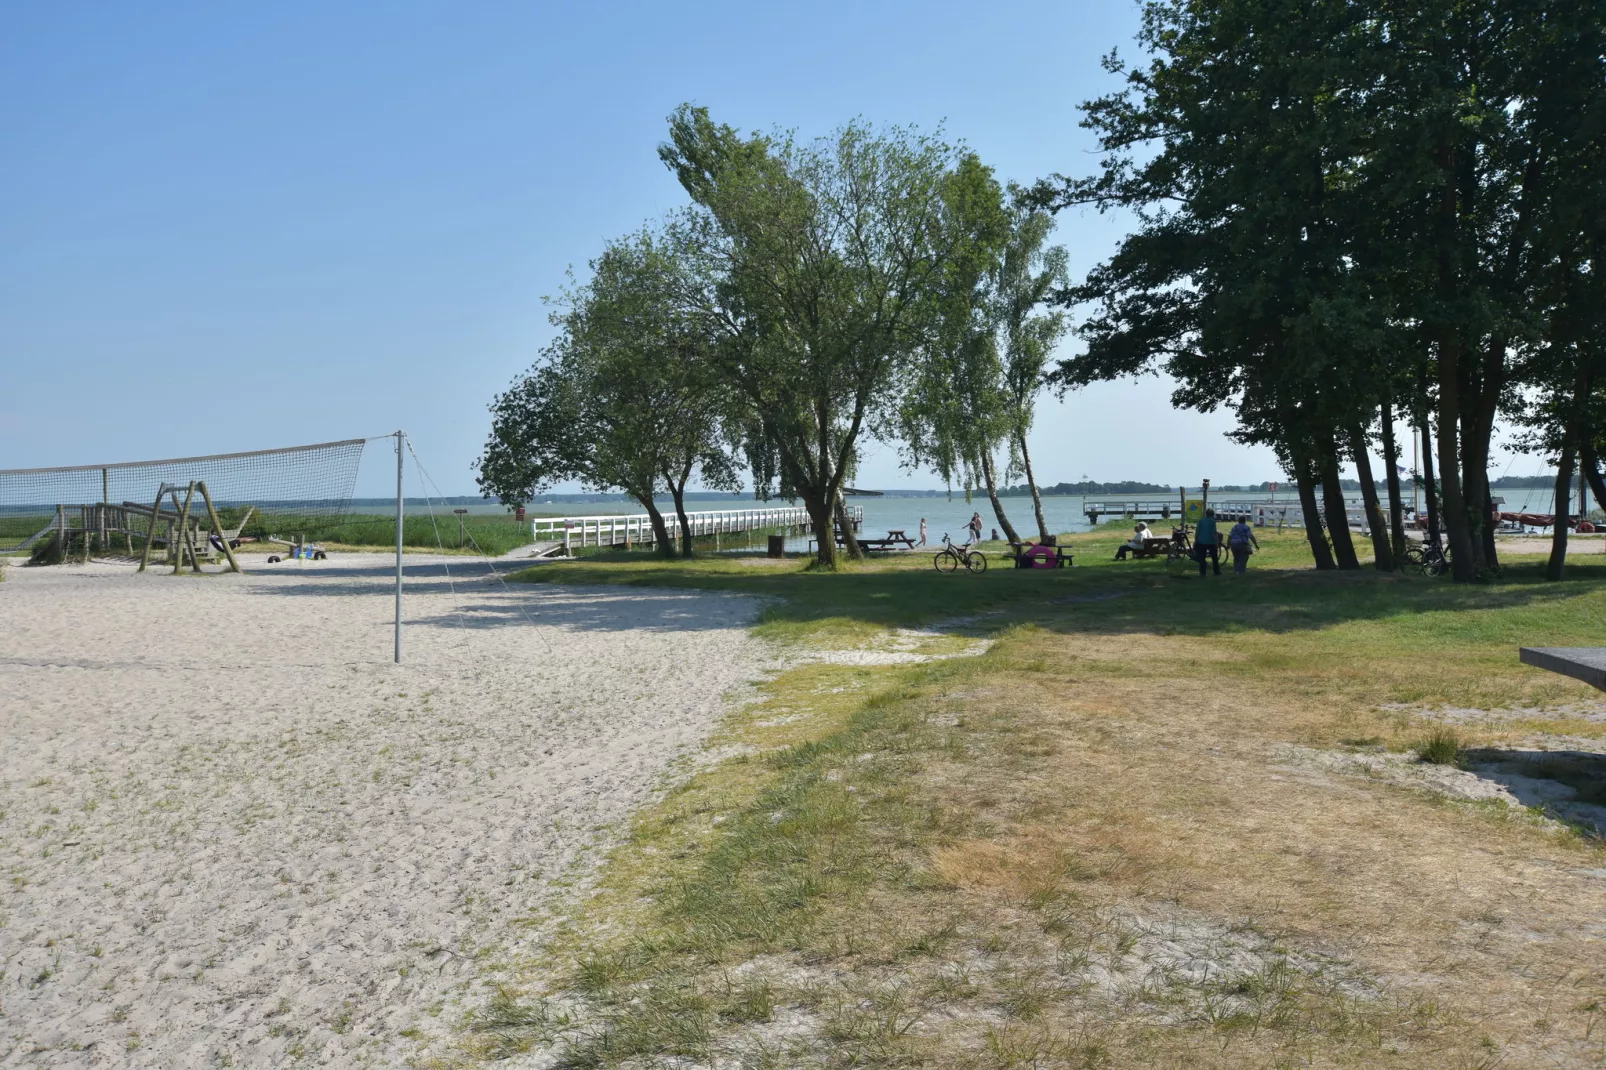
<box><xmin>995</xmin><ymin>195</ymin><xmax>1070</xmax><ymax>541</ymax></box>
<box><xmin>661</xmin><ymin>106</ymin><xmax>966</xmax><ymax>567</ymax></box>
<box><xmin>898</xmin><ymin>177</ymin><xmax>1069</xmax><ymax>544</ymax></box>
<box><xmin>476</xmin><ymin>229</ymin><xmax>738</xmax><ymax>556</ymax></box>
<box><xmin>897</xmin><ymin>154</ymin><xmax>1018</xmax><ymax>541</ymax></box>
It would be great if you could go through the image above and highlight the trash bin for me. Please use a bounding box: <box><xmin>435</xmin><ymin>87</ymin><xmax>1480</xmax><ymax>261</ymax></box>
<box><xmin>767</xmin><ymin>534</ymin><xmax>785</xmax><ymax>558</ymax></box>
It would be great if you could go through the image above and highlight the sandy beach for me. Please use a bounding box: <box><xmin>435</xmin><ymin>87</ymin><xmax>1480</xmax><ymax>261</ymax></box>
<box><xmin>0</xmin><ymin>555</ymin><xmax>771</xmax><ymax>1067</ymax></box>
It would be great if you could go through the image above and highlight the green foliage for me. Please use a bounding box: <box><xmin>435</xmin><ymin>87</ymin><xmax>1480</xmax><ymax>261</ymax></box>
<box><xmin>1039</xmin><ymin>0</ymin><xmax>1606</xmax><ymax>583</ymax></box>
<box><xmin>1412</xmin><ymin>727</ymin><xmax>1466</xmax><ymax>768</ymax></box>
<box><xmin>267</xmin><ymin>512</ymin><xmax>532</xmax><ymax>556</ymax></box>
<box><xmin>28</xmin><ymin>532</ymin><xmax>64</xmax><ymax>566</ymax></box>
<box><xmin>661</xmin><ymin>105</ymin><xmax>978</xmax><ymax>566</ymax></box>
<box><xmin>476</xmin><ymin>228</ymin><xmax>739</xmax><ymax>556</ymax></box>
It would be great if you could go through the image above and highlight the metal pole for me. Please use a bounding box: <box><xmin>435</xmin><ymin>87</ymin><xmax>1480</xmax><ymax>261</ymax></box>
<box><xmin>395</xmin><ymin>430</ymin><xmax>404</xmax><ymax>665</ymax></box>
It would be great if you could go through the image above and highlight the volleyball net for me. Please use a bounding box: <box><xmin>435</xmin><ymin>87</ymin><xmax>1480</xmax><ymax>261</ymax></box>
<box><xmin>0</xmin><ymin>438</ymin><xmax>368</xmax><ymax>555</ymax></box>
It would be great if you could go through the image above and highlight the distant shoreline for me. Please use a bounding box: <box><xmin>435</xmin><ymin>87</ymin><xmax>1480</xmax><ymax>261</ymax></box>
<box><xmin>372</xmin><ymin>475</ymin><xmax>1563</xmax><ymax>510</ymax></box>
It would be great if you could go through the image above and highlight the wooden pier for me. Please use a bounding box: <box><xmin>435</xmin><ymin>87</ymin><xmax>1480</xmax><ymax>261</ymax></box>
<box><xmin>529</xmin><ymin>505</ymin><xmax>860</xmax><ymax>556</ymax></box>
<box><xmin>1083</xmin><ymin>499</ymin><xmax>1370</xmax><ymax>529</ymax></box>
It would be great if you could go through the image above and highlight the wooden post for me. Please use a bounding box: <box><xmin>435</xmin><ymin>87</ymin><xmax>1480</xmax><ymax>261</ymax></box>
<box><xmin>138</xmin><ymin>486</ymin><xmax>167</xmax><ymax>572</ymax></box>
<box><xmin>172</xmin><ymin>482</ymin><xmax>197</xmax><ymax>575</ymax></box>
<box><xmin>196</xmin><ymin>481</ymin><xmax>241</xmax><ymax>573</ymax></box>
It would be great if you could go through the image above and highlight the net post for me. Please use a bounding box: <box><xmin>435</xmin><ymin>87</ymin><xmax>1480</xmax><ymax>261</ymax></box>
<box><xmin>395</xmin><ymin>431</ymin><xmax>404</xmax><ymax>665</ymax></box>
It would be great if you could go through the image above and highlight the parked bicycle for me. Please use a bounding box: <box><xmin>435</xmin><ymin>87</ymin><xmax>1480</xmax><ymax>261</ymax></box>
<box><xmin>933</xmin><ymin>533</ymin><xmax>988</xmax><ymax>574</ymax></box>
<box><xmin>1401</xmin><ymin>538</ymin><xmax>1451</xmax><ymax>576</ymax></box>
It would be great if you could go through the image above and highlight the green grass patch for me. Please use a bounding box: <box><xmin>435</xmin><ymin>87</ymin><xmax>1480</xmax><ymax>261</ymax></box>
<box><xmin>464</xmin><ymin>524</ymin><xmax>1606</xmax><ymax>1068</ymax></box>
<box><xmin>1411</xmin><ymin>726</ymin><xmax>1466</xmax><ymax>767</ymax></box>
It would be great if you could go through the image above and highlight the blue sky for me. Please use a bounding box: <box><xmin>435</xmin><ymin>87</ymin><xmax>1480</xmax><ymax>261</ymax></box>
<box><xmin>1</xmin><ymin>3</ymin><xmax>1537</xmax><ymax>497</ymax></box>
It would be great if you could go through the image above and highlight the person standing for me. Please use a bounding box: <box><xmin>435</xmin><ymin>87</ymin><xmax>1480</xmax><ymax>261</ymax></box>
<box><xmin>1194</xmin><ymin>508</ymin><xmax>1222</xmax><ymax>576</ymax></box>
<box><xmin>918</xmin><ymin>517</ymin><xmax>928</xmax><ymax>546</ymax></box>
<box><xmin>968</xmin><ymin>511</ymin><xmax>984</xmax><ymax>545</ymax></box>
<box><xmin>1228</xmin><ymin>514</ymin><xmax>1259</xmax><ymax>574</ymax></box>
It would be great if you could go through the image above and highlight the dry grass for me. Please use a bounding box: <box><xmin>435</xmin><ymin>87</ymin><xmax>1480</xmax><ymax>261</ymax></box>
<box><xmin>460</xmin><ymin>529</ymin><xmax>1606</xmax><ymax>1068</ymax></box>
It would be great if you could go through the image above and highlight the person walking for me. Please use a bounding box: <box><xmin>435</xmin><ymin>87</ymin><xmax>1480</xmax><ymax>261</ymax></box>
<box><xmin>968</xmin><ymin>512</ymin><xmax>984</xmax><ymax>545</ymax></box>
<box><xmin>1194</xmin><ymin>508</ymin><xmax>1222</xmax><ymax>576</ymax></box>
<box><xmin>918</xmin><ymin>517</ymin><xmax>928</xmax><ymax>546</ymax></box>
<box><xmin>1228</xmin><ymin>514</ymin><xmax>1259</xmax><ymax>574</ymax></box>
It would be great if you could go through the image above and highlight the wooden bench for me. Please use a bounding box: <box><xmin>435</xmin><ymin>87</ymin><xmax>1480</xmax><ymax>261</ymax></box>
<box><xmin>1004</xmin><ymin>542</ymin><xmax>1074</xmax><ymax>569</ymax></box>
<box><xmin>1129</xmin><ymin>537</ymin><xmax>1176</xmax><ymax>559</ymax></box>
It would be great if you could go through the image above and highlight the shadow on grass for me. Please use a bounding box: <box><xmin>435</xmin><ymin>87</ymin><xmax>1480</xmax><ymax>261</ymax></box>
<box><xmin>506</xmin><ymin>551</ymin><xmax>1606</xmax><ymax>643</ymax></box>
<box><xmin>227</xmin><ymin>540</ymin><xmax>1606</xmax><ymax>647</ymax></box>
<box><xmin>240</xmin><ymin>558</ymin><xmax>764</xmax><ymax>634</ymax></box>
<box><xmin>1457</xmin><ymin>747</ymin><xmax>1606</xmax><ymax>837</ymax></box>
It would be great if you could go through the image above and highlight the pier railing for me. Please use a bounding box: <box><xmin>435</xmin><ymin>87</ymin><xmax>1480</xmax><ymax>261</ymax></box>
<box><xmin>1083</xmin><ymin>499</ymin><xmax>1373</xmax><ymax>529</ymax></box>
<box><xmin>531</xmin><ymin>505</ymin><xmax>859</xmax><ymax>552</ymax></box>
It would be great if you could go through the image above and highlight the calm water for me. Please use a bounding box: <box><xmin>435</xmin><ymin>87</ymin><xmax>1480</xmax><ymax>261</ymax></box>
<box><xmin>443</xmin><ymin>484</ymin><xmax>1575</xmax><ymax>552</ymax></box>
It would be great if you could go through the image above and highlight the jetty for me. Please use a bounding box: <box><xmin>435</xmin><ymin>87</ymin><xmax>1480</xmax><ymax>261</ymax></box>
<box><xmin>528</xmin><ymin>505</ymin><xmax>860</xmax><ymax>557</ymax></box>
<box><xmin>1083</xmin><ymin>499</ymin><xmax>1371</xmax><ymax>529</ymax></box>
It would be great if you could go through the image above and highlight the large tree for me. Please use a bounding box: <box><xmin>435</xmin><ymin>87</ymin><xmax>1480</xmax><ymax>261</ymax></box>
<box><xmin>476</xmin><ymin>230</ymin><xmax>738</xmax><ymax>556</ymax></box>
<box><xmin>1042</xmin><ymin>0</ymin><xmax>1387</xmax><ymax>570</ymax></box>
<box><xmin>898</xmin><ymin>154</ymin><xmax>1019</xmax><ymax>542</ymax></box>
<box><xmin>660</xmin><ymin>106</ymin><xmax>968</xmax><ymax>567</ymax></box>
<box><xmin>1039</xmin><ymin>0</ymin><xmax>1602</xmax><ymax>581</ymax></box>
<box><xmin>996</xmin><ymin>194</ymin><xmax>1071</xmax><ymax>541</ymax></box>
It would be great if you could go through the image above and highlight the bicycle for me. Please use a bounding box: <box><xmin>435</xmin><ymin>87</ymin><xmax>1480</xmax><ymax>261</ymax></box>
<box><xmin>933</xmin><ymin>533</ymin><xmax>988</xmax><ymax>574</ymax></box>
<box><xmin>1401</xmin><ymin>539</ymin><xmax>1451</xmax><ymax>576</ymax></box>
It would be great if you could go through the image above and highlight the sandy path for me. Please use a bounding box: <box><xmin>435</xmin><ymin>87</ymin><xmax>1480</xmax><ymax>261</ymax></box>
<box><xmin>0</xmin><ymin>555</ymin><xmax>770</xmax><ymax>1067</ymax></box>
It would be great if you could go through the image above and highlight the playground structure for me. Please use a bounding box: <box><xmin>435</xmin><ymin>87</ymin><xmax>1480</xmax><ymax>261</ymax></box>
<box><xmin>12</xmin><ymin>482</ymin><xmax>250</xmax><ymax>573</ymax></box>
<box><xmin>135</xmin><ymin>481</ymin><xmax>243</xmax><ymax>573</ymax></box>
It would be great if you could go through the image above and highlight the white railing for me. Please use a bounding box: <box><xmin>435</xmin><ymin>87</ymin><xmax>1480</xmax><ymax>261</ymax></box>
<box><xmin>530</xmin><ymin>506</ymin><xmax>861</xmax><ymax>550</ymax></box>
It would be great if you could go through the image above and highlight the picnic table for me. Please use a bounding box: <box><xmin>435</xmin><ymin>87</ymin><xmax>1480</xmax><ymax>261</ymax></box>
<box><xmin>807</xmin><ymin>529</ymin><xmax>918</xmax><ymax>554</ymax></box>
<box><xmin>856</xmin><ymin>529</ymin><xmax>917</xmax><ymax>552</ymax></box>
<box><xmin>1003</xmin><ymin>541</ymin><xmax>1074</xmax><ymax>569</ymax></box>
<box><xmin>1118</xmin><ymin>528</ymin><xmax>1192</xmax><ymax>562</ymax></box>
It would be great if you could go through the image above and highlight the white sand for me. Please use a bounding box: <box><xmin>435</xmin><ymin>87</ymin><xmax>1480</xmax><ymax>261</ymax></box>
<box><xmin>0</xmin><ymin>555</ymin><xmax>771</xmax><ymax>1067</ymax></box>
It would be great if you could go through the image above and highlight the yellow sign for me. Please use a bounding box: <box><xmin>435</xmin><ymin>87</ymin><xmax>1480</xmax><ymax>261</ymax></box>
<box><xmin>1184</xmin><ymin>499</ymin><xmax>1206</xmax><ymax>523</ymax></box>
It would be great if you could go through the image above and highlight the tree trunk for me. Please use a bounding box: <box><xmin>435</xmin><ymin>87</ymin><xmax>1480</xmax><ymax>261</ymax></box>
<box><xmin>637</xmin><ymin>498</ymin><xmax>676</xmax><ymax>558</ymax></box>
<box><xmin>1294</xmin><ymin>454</ymin><xmax>1336</xmax><ymax>570</ymax></box>
<box><xmin>979</xmin><ymin>451</ymin><xmax>1020</xmax><ymax>544</ymax></box>
<box><xmin>1349</xmin><ymin>425</ymin><xmax>1394</xmax><ymax>571</ymax></box>
<box><xmin>804</xmin><ymin>492</ymin><xmax>837</xmax><ymax>568</ymax></box>
<box><xmin>1434</xmin><ymin>340</ymin><xmax>1478</xmax><ymax>581</ymax></box>
<box><xmin>1547</xmin><ymin>442</ymin><xmax>1575</xmax><ymax>581</ymax></box>
<box><xmin>834</xmin><ymin>493</ymin><xmax>864</xmax><ymax>560</ymax></box>
<box><xmin>1464</xmin><ymin>338</ymin><xmax>1506</xmax><ymax>573</ymax></box>
<box><xmin>1319</xmin><ymin>443</ymin><xmax>1361</xmax><ymax>570</ymax></box>
<box><xmin>1421</xmin><ymin>418</ymin><xmax>1442</xmax><ymax>548</ymax></box>
<box><xmin>1462</xmin><ymin>431</ymin><xmax>1498</xmax><ymax>572</ymax></box>
<box><xmin>1583</xmin><ymin>442</ymin><xmax>1606</xmax><ymax>517</ymax></box>
<box><xmin>1379</xmin><ymin>401</ymin><xmax>1408</xmax><ymax>563</ymax></box>
<box><xmin>669</xmin><ymin>479</ymin><xmax>694</xmax><ymax>558</ymax></box>
<box><xmin>1016</xmin><ymin>429</ymin><xmax>1051</xmax><ymax>541</ymax></box>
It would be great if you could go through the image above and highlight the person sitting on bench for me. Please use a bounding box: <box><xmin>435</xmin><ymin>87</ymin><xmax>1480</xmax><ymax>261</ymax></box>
<box><xmin>1114</xmin><ymin>522</ymin><xmax>1151</xmax><ymax>560</ymax></box>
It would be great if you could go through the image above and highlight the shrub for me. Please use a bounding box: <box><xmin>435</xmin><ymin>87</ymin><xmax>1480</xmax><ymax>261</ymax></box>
<box><xmin>1413</xmin><ymin>726</ymin><xmax>1464</xmax><ymax>767</ymax></box>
